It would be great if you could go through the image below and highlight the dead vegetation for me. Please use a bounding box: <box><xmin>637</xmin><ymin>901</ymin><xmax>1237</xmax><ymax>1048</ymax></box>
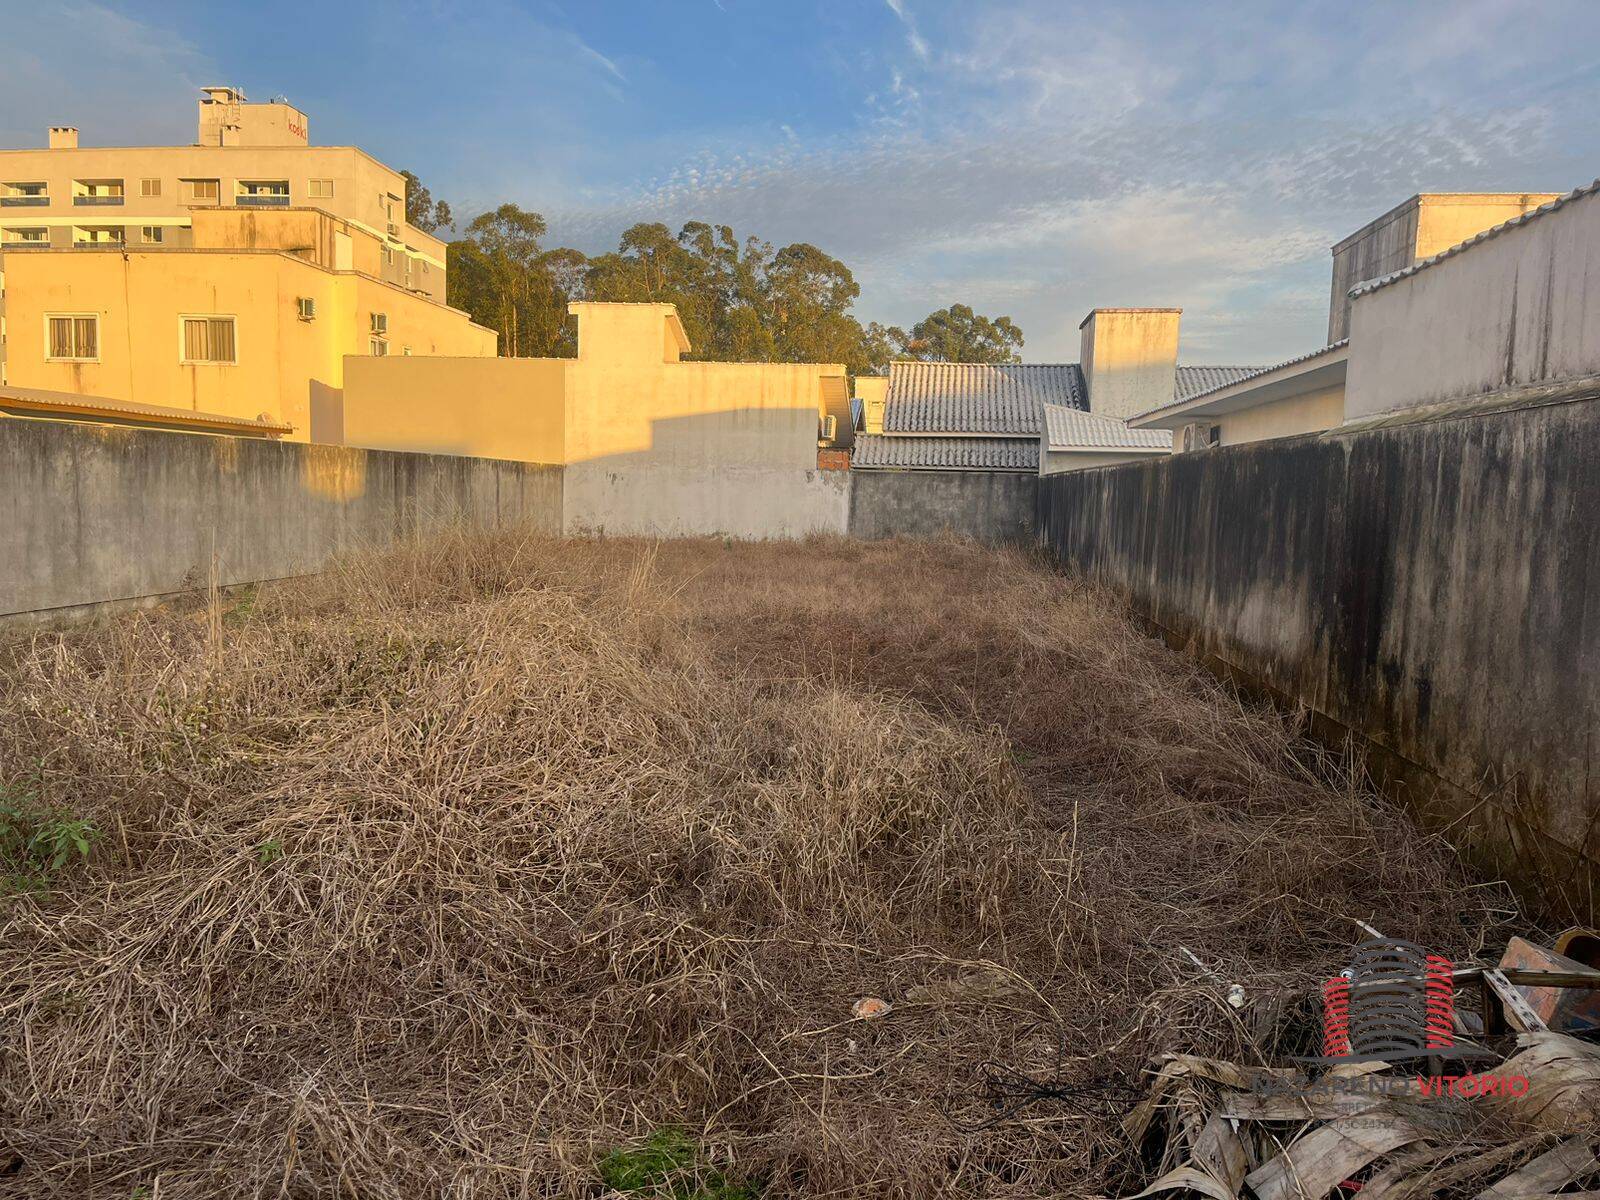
<box><xmin>0</xmin><ymin>530</ymin><xmax>1509</xmax><ymax>1197</ymax></box>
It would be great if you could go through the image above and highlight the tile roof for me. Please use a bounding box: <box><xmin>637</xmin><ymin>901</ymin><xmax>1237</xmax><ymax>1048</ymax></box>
<box><xmin>851</xmin><ymin>434</ymin><xmax>1039</xmax><ymax>472</ymax></box>
<box><xmin>1043</xmin><ymin>405</ymin><xmax>1172</xmax><ymax>451</ymax></box>
<box><xmin>882</xmin><ymin>362</ymin><xmax>1086</xmax><ymax>434</ymax></box>
<box><xmin>1174</xmin><ymin>365</ymin><xmax>1264</xmax><ymax>401</ymax></box>
<box><xmin>1348</xmin><ymin>179</ymin><xmax>1600</xmax><ymax>298</ymax></box>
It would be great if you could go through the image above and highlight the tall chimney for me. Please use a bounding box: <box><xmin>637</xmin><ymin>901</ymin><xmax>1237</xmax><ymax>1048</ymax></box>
<box><xmin>48</xmin><ymin>126</ymin><xmax>79</xmax><ymax>149</ymax></box>
<box><xmin>1078</xmin><ymin>308</ymin><xmax>1181</xmax><ymax>422</ymax></box>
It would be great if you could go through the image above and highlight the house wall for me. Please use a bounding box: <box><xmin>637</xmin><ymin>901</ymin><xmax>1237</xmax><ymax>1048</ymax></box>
<box><xmin>1215</xmin><ymin>383</ymin><xmax>1346</xmax><ymax>445</ymax></box>
<box><xmin>0</xmin><ymin>419</ymin><xmax>562</xmax><ymax>624</ymax></box>
<box><xmin>342</xmin><ymin>356</ymin><xmax>566</xmax><ymax>464</ymax></box>
<box><xmin>1041</xmin><ymin>449</ymin><xmax>1165</xmax><ymax>474</ymax></box>
<box><xmin>855</xmin><ymin>375</ymin><xmax>888</xmax><ymax>433</ymax></box>
<box><xmin>557</xmin><ymin>303</ymin><xmax>849</xmax><ymax>537</ymax></box>
<box><xmin>1326</xmin><ymin>193</ymin><xmax>1561</xmax><ymax>343</ymax></box>
<box><xmin>1</xmin><ymin>249</ymin><xmax>493</xmax><ymax>438</ymax></box>
<box><xmin>849</xmin><ymin>470</ymin><xmax>1036</xmax><ymax>545</ymax></box>
<box><xmin>1346</xmin><ymin>187</ymin><xmax>1600</xmax><ymax>421</ymax></box>
<box><xmin>1036</xmin><ymin>396</ymin><xmax>1600</xmax><ymax>922</ymax></box>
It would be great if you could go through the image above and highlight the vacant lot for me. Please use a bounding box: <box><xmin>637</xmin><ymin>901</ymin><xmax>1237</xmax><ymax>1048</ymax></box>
<box><xmin>0</xmin><ymin>533</ymin><xmax>1501</xmax><ymax>1198</ymax></box>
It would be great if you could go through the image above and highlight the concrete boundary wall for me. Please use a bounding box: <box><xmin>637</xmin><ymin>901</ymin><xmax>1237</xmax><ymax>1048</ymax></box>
<box><xmin>1</xmin><ymin>420</ymin><xmax>562</xmax><ymax>623</ymax></box>
<box><xmin>1037</xmin><ymin>394</ymin><xmax>1600</xmax><ymax>922</ymax></box>
<box><xmin>849</xmin><ymin>471</ymin><xmax>1037</xmax><ymax>545</ymax></box>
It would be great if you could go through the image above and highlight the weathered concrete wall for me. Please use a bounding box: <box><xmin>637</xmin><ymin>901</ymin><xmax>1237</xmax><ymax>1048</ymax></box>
<box><xmin>1037</xmin><ymin>394</ymin><xmax>1600</xmax><ymax>922</ymax></box>
<box><xmin>564</xmin><ymin>408</ymin><xmax>850</xmax><ymax>538</ymax></box>
<box><xmin>850</xmin><ymin>471</ymin><xmax>1036</xmax><ymax>545</ymax></box>
<box><xmin>1</xmin><ymin>420</ymin><xmax>562</xmax><ymax>622</ymax></box>
<box><xmin>1347</xmin><ymin>187</ymin><xmax>1600</xmax><ymax>420</ymax></box>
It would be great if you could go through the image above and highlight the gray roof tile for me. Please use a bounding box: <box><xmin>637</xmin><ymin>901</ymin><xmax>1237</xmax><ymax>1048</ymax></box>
<box><xmin>851</xmin><ymin>434</ymin><xmax>1039</xmax><ymax>472</ymax></box>
<box><xmin>883</xmin><ymin>362</ymin><xmax>1086</xmax><ymax>434</ymax></box>
<box><xmin>1174</xmin><ymin>365</ymin><xmax>1264</xmax><ymax>401</ymax></box>
<box><xmin>1043</xmin><ymin>405</ymin><xmax>1172</xmax><ymax>450</ymax></box>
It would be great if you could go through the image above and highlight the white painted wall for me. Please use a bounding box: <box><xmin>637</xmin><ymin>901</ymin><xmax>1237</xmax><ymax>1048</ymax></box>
<box><xmin>1346</xmin><ymin>188</ymin><xmax>1600</xmax><ymax>420</ymax></box>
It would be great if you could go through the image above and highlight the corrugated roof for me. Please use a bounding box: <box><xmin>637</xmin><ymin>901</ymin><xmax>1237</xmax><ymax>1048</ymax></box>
<box><xmin>1174</xmin><ymin>366</ymin><xmax>1264</xmax><ymax>401</ymax></box>
<box><xmin>851</xmin><ymin>434</ymin><xmax>1039</xmax><ymax>472</ymax></box>
<box><xmin>1349</xmin><ymin>179</ymin><xmax>1600</xmax><ymax>298</ymax></box>
<box><xmin>882</xmin><ymin>362</ymin><xmax>1086</xmax><ymax>434</ymax></box>
<box><xmin>1043</xmin><ymin>405</ymin><xmax>1172</xmax><ymax>451</ymax></box>
<box><xmin>0</xmin><ymin>385</ymin><xmax>294</xmax><ymax>434</ymax></box>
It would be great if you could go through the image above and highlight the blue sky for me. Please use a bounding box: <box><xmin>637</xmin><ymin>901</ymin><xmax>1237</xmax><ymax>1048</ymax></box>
<box><xmin>4</xmin><ymin>0</ymin><xmax>1599</xmax><ymax>362</ymax></box>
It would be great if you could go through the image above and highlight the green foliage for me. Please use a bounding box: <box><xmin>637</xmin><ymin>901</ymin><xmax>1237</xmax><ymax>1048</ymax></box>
<box><xmin>896</xmin><ymin>303</ymin><xmax>1025</xmax><ymax>363</ymax></box>
<box><xmin>400</xmin><ymin>169</ymin><xmax>453</xmax><ymax>234</ymax></box>
<box><xmin>432</xmin><ymin>181</ymin><xmax>1027</xmax><ymax>371</ymax></box>
<box><xmin>598</xmin><ymin>1128</ymin><xmax>760</xmax><ymax>1199</ymax></box>
<box><xmin>448</xmin><ymin>204</ymin><xmax>581</xmax><ymax>357</ymax></box>
<box><xmin>0</xmin><ymin>782</ymin><xmax>97</xmax><ymax>892</ymax></box>
<box><xmin>256</xmin><ymin>838</ymin><xmax>284</xmax><ymax>866</ymax></box>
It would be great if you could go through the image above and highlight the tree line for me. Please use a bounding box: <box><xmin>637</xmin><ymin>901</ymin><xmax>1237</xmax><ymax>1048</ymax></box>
<box><xmin>402</xmin><ymin>173</ymin><xmax>1024</xmax><ymax>372</ymax></box>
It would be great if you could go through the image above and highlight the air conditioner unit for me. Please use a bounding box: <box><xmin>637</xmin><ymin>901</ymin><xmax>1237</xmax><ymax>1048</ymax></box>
<box><xmin>370</xmin><ymin>312</ymin><xmax>387</xmax><ymax>335</ymax></box>
<box><xmin>296</xmin><ymin>297</ymin><xmax>316</xmax><ymax>321</ymax></box>
<box><xmin>819</xmin><ymin>414</ymin><xmax>838</xmax><ymax>442</ymax></box>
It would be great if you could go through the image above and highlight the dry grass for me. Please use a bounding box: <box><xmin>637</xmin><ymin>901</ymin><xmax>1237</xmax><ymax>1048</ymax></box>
<box><xmin>0</xmin><ymin>530</ymin><xmax>1509</xmax><ymax>1198</ymax></box>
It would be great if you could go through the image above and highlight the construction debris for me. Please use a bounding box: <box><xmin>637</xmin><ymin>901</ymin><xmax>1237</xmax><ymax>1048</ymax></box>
<box><xmin>1121</xmin><ymin>1033</ymin><xmax>1600</xmax><ymax>1200</ymax></box>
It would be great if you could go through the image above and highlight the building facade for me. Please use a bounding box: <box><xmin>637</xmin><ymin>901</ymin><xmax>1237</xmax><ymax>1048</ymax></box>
<box><xmin>0</xmin><ymin>87</ymin><xmax>485</xmax><ymax>433</ymax></box>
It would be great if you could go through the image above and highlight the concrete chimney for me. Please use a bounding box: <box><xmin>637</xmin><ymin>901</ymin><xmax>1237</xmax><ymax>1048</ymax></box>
<box><xmin>1078</xmin><ymin>308</ymin><xmax>1181</xmax><ymax>422</ymax></box>
<box><xmin>48</xmin><ymin>126</ymin><xmax>79</xmax><ymax>149</ymax></box>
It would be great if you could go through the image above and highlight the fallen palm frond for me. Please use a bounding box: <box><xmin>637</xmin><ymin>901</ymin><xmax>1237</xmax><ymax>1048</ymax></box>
<box><xmin>0</xmin><ymin>529</ymin><xmax>1508</xmax><ymax>1197</ymax></box>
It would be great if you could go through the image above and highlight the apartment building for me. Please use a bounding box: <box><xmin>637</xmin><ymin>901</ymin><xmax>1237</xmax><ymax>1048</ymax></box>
<box><xmin>0</xmin><ymin>87</ymin><xmax>492</xmax><ymax>437</ymax></box>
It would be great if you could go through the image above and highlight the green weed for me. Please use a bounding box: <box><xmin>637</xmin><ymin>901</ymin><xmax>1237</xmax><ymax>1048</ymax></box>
<box><xmin>0</xmin><ymin>782</ymin><xmax>97</xmax><ymax>893</ymax></box>
<box><xmin>598</xmin><ymin>1128</ymin><xmax>760</xmax><ymax>1199</ymax></box>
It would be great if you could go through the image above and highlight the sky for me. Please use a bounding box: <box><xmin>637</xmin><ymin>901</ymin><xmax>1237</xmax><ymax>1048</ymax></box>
<box><xmin>4</xmin><ymin>0</ymin><xmax>1598</xmax><ymax>363</ymax></box>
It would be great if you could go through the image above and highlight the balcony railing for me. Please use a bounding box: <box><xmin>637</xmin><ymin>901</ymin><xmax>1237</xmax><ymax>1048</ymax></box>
<box><xmin>1</xmin><ymin>195</ymin><xmax>48</xmax><ymax>207</ymax></box>
<box><xmin>236</xmin><ymin>194</ymin><xmax>290</xmax><ymax>207</ymax></box>
<box><xmin>73</xmin><ymin>195</ymin><xmax>124</xmax><ymax>206</ymax></box>
<box><xmin>72</xmin><ymin>239</ymin><xmax>124</xmax><ymax>248</ymax></box>
<box><xmin>1</xmin><ymin>240</ymin><xmax>52</xmax><ymax>249</ymax></box>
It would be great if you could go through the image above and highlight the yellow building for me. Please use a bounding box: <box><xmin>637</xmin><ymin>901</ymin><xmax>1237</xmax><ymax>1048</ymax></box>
<box><xmin>338</xmin><ymin>302</ymin><xmax>851</xmax><ymax>537</ymax></box>
<box><xmin>0</xmin><ymin>86</ymin><xmax>492</xmax><ymax>436</ymax></box>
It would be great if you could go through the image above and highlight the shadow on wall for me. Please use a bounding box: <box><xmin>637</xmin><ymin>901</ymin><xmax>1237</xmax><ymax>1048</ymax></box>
<box><xmin>562</xmin><ymin>406</ymin><xmax>849</xmax><ymax>539</ymax></box>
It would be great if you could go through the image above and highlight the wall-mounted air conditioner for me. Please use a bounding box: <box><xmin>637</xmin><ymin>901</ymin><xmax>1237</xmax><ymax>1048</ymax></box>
<box><xmin>819</xmin><ymin>414</ymin><xmax>838</xmax><ymax>442</ymax></box>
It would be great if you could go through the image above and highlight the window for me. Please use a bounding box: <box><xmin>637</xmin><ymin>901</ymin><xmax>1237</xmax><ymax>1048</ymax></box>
<box><xmin>72</xmin><ymin>226</ymin><xmax>124</xmax><ymax>246</ymax></box>
<box><xmin>46</xmin><ymin>314</ymin><xmax>99</xmax><ymax>362</ymax></box>
<box><xmin>142</xmin><ymin>226</ymin><xmax>165</xmax><ymax>244</ymax></box>
<box><xmin>0</xmin><ymin>181</ymin><xmax>48</xmax><ymax>206</ymax></box>
<box><xmin>72</xmin><ymin>179</ymin><xmax>124</xmax><ymax>205</ymax></box>
<box><xmin>235</xmin><ymin>180</ymin><xmax>290</xmax><ymax>206</ymax></box>
<box><xmin>308</xmin><ymin>178</ymin><xmax>334</xmax><ymax>199</ymax></box>
<box><xmin>140</xmin><ymin>178</ymin><xmax>161</xmax><ymax>198</ymax></box>
<box><xmin>369</xmin><ymin>338</ymin><xmax>389</xmax><ymax>357</ymax></box>
<box><xmin>1</xmin><ymin>227</ymin><xmax>48</xmax><ymax>245</ymax></box>
<box><xmin>181</xmin><ymin>316</ymin><xmax>237</xmax><ymax>364</ymax></box>
<box><xmin>184</xmin><ymin>178</ymin><xmax>220</xmax><ymax>203</ymax></box>
<box><xmin>382</xmin><ymin>246</ymin><xmax>393</xmax><ymax>265</ymax></box>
